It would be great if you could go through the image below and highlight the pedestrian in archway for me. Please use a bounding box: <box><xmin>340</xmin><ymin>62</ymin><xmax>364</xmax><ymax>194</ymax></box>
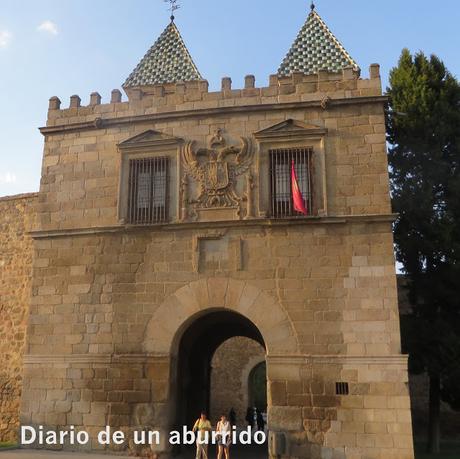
<box><xmin>245</xmin><ymin>406</ymin><xmax>254</xmax><ymax>428</ymax></box>
<box><xmin>256</xmin><ymin>409</ymin><xmax>265</xmax><ymax>432</ymax></box>
<box><xmin>216</xmin><ymin>414</ymin><xmax>231</xmax><ymax>459</ymax></box>
<box><xmin>228</xmin><ymin>407</ymin><xmax>236</xmax><ymax>427</ymax></box>
<box><xmin>193</xmin><ymin>412</ymin><xmax>212</xmax><ymax>459</ymax></box>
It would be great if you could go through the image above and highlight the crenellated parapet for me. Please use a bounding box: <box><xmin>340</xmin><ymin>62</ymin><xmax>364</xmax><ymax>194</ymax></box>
<box><xmin>45</xmin><ymin>64</ymin><xmax>383</xmax><ymax>128</ymax></box>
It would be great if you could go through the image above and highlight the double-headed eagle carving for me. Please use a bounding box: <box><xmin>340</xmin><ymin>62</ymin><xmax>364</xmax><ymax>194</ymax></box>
<box><xmin>181</xmin><ymin>130</ymin><xmax>254</xmax><ymax>209</ymax></box>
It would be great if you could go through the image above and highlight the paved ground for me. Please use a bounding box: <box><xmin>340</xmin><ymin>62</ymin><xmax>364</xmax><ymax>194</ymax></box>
<box><xmin>0</xmin><ymin>452</ymin><xmax>126</xmax><ymax>459</ymax></box>
<box><xmin>175</xmin><ymin>444</ymin><xmax>267</xmax><ymax>458</ymax></box>
<box><xmin>0</xmin><ymin>445</ymin><xmax>267</xmax><ymax>459</ymax></box>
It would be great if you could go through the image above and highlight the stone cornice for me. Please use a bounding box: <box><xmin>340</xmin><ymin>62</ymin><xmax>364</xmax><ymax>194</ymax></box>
<box><xmin>28</xmin><ymin>213</ymin><xmax>398</xmax><ymax>239</ymax></box>
<box><xmin>23</xmin><ymin>353</ymin><xmax>408</xmax><ymax>367</ymax></box>
<box><xmin>39</xmin><ymin>95</ymin><xmax>389</xmax><ymax>136</ymax></box>
<box><xmin>23</xmin><ymin>353</ymin><xmax>170</xmax><ymax>365</ymax></box>
<box><xmin>266</xmin><ymin>354</ymin><xmax>409</xmax><ymax>366</ymax></box>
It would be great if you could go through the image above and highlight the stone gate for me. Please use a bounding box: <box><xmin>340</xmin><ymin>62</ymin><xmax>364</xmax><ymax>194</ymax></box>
<box><xmin>15</xmin><ymin>6</ymin><xmax>415</xmax><ymax>459</ymax></box>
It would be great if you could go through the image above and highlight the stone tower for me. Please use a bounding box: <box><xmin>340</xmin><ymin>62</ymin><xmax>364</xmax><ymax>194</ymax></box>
<box><xmin>19</xmin><ymin>6</ymin><xmax>414</xmax><ymax>459</ymax></box>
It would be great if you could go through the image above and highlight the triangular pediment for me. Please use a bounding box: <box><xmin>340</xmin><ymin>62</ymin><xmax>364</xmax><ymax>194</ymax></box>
<box><xmin>254</xmin><ymin>119</ymin><xmax>327</xmax><ymax>139</ymax></box>
<box><xmin>118</xmin><ymin>130</ymin><xmax>182</xmax><ymax>150</ymax></box>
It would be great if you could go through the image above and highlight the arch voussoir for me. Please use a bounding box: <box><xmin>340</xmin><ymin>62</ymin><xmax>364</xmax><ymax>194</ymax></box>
<box><xmin>248</xmin><ymin>291</ymin><xmax>285</xmax><ymax>329</ymax></box>
<box><xmin>224</xmin><ymin>278</ymin><xmax>246</xmax><ymax>309</ymax></box>
<box><xmin>173</xmin><ymin>283</ymin><xmax>201</xmax><ymax>312</ymax></box>
<box><xmin>189</xmin><ymin>278</ymin><xmax>209</xmax><ymax>310</ymax></box>
<box><xmin>207</xmin><ymin>277</ymin><xmax>229</xmax><ymax>307</ymax></box>
<box><xmin>265</xmin><ymin>321</ymin><xmax>298</xmax><ymax>353</ymax></box>
<box><xmin>144</xmin><ymin>295</ymin><xmax>190</xmax><ymax>353</ymax></box>
<box><xmin>143</xmin><ymin>278</ymin><xmax>299</xmax><ymax>355</ymax></box>
<box><xmin>236</xmin><ymin>282</ymin><xmax>262</xmax><ymax>316</ymax></box>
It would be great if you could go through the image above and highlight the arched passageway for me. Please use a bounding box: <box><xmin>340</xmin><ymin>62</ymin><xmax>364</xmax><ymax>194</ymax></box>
<box><xmin>173</xmin><ymin>309</ymin><xmax>268</xmax><ymax>457</ymax></box>
<box><xmin>210</xmin><ymin>337</ymin><xmax>265</xmax><ymax>425</ymax></box>
<box><xmin>175</xmin><ymin>309</ymin><xmax>265</xmax><ymax>428</ymax></box>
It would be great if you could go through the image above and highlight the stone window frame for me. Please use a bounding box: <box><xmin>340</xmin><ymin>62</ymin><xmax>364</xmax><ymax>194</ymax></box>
<box><xmin>117</xmin><ymin>130</ymin><xmax>182</xmax><ymax>224</ymax></box>
<box><xmin>254</xmin><ymin>120</ymin><xmax>328</xmax><ymax>218</ymax></box>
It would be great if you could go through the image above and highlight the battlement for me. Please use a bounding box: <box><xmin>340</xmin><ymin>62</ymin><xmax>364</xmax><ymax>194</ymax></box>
<box><xmin>45</xmin><ymin>65</ymin><xmax>382</xmax><ymax>128</ymax></box>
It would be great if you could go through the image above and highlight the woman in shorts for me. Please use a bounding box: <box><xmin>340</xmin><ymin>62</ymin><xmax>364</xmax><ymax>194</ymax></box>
<box><xmin>216</xmin><ymin>414</ymin><xmax>231</xmax><ymax>459</ymax></box>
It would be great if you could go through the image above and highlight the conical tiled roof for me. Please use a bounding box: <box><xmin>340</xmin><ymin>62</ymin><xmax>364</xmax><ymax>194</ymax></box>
<box><xmin>278</xmin><ymin>7</ymin><xmax>359</xmax><ymax>76</ymax></box>
<box><xmin>123</xmin><ymin>21</ymin><xmax>203</xmax><ymax>87</ymax></box>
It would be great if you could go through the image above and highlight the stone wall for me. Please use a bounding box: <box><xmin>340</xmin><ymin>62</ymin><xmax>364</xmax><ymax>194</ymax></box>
<box><xmin>20</xmin><ymin>222</ymin><xmax>414</xmax><ymax>458</ymax></box>
<box><xmin>0</xmin><ymin>193</ymin><xmax>37</xmax><ymax>442</ymax></box>
<box><xmin>37</xmin><ymin>66</ymin><xmax>389</xmax><ymax>232</ymax></box>
<box><xmin>210</xmin><ymin>337</ymin><xmax>265</xmax><ymax>425</ymax></box>
<box><xmin>0</xmin><ymin>194</ymin><xmax>453</xmax><ymax>450</ymax></box>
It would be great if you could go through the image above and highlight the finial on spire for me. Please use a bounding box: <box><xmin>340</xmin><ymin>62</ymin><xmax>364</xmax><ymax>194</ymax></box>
<box><xmin>164</xmin><ymin>0</ymin><xmax>180</xmax><ymax>22</ymax></box>
<box><xmin>310</xmin><ymin>1</ymin><xmax>315</xmax><ymax>11</ymax></box>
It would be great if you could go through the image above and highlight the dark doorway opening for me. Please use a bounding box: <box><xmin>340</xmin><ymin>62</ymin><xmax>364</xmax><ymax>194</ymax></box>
<box><xmin>173</xmin><ymin>309</ymin><xmax>268</xmax><ymax>457</ymax></box>
<box><xmin>249</xmin><ymin>361</ymin><xmax>267</xmax><ymax>413</ymax></box>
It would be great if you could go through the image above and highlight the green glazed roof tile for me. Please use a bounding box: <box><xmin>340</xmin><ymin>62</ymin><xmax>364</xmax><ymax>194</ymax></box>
<box><xmin>123</xmin><ymin>21</ymin><xmax>202</xmax><ymax>87</ymax></box>
<box><xmin>278</xmin><ymin>8</ymin><xmax>359</xmax><ymax>76</ymax></box>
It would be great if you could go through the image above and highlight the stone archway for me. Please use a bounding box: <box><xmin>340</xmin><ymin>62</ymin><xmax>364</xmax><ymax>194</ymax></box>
<box><xmin>142</xmin><ymin>278</ymin><xmax>298</xmax><ymax>457</ymax></box>
<box><xmin>173</xmin><ymin>309</ymin><xmax>265</xmax><ymax>429</ymax></box>
<box><xmin>143</xmin><ymin>278</ymin><xmax>298</xmax><ymax>356</ymax></box>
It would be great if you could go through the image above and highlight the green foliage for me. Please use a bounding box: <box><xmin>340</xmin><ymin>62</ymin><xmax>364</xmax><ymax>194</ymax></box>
<box><xmin>0</xmin><ymin>441</ymin><xmax>17</xmax><ymax>448</ymax></box>
<box><xmin>415</xmin><ymin>440</ymin><xmax>460</xmax><ymax>459</ymax></box>
<box><xmin>387</xmin><ymin>49</ymin><xmax>460</xmax><ymax>410</ymax></box>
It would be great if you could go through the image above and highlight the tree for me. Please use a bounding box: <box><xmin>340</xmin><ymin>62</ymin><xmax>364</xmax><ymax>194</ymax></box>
<box><xmin>386</xmin><ymin>49</ymin><xmax>460</xmax><ymax>454</ymax></box>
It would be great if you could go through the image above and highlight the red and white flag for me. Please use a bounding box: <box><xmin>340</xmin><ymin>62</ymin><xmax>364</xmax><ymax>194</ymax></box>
<box><xmin>291</xmin><ymin>160</ymin><xmax>308</xmax><ymax>215</ymax></box>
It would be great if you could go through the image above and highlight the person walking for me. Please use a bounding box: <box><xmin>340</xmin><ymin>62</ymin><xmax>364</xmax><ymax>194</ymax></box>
<box><xmin>245</xmin><ymin>406</ymin><xmax>254</xmax><ymax>428</ymax></box>
<box><xmin>256</xmin><ymin>409</ymin><xmax>265</xmax><ymax>432</ymax></box>
<box><xmin>192</xmin><ymin>412</ymin><xmax>212</xmax><ymax>459</ymax></box>
<box><xmin>216</xmin><ymin>414</ymin><xmax>231</xmax><ymax>459</ymax></box>
<box><xmin>228</xmin><ymin>408</ymin><xmax>236</xmax><ymax>427</ymax></box>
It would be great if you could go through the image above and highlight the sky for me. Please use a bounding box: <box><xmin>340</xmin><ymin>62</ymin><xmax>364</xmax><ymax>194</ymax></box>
<box><xmin>0</xmin><ymin>0</ymin><xmax>459</xmax><ymax>197</ymax></box>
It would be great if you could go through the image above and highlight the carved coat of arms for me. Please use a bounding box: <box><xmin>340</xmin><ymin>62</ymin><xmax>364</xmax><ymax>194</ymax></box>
<box><xmin>181</xmin><ymin>130</ymin><xmax>254</xmax><ymax>211</ymax></box>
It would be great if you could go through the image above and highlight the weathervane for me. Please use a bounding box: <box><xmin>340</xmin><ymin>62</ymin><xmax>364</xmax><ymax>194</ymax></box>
<box><xmin>165</xmin><ymin>0</ymin><xmax>180</xmax><ymax>22</ymax></box>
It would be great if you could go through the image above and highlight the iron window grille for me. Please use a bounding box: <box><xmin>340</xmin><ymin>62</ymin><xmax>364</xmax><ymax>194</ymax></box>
<box><xmin>335</xmin><ymin>382</ymin><xmax>350</xmax><ymax>396</ymax></box>
<box><xmin>269</xmin><ymin>148</ymin><xmax>313</xmax><ymax>218</ymax></box>
<box><xmin>127</xmin><ymin>157</ymin><xmax>169</xmax><ymax>224</ymax></box>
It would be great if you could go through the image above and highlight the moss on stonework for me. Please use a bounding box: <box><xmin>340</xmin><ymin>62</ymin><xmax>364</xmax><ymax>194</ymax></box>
<box><xmin>0</xmin><ymin>441</ymin><xmax>18</xmax><ymax>448</ymax></box>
